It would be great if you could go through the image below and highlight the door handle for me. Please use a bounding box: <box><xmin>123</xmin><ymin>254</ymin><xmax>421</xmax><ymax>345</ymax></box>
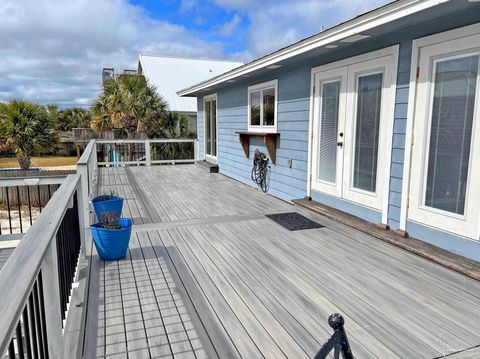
<box><xmin>337</xmin><ymin>141</ymin><xmax>343</xmax><ymax>148</ymax></box>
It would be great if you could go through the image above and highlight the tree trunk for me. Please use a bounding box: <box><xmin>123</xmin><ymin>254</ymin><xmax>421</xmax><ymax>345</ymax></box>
<box><xmin>17</xmin><ymin>153</ymin><xmax>31</xmax><ymax>171</ymax></box>
<box><xmin>125</xmin><ymin>129</ymin><xmax>136</xmax><ymax>162</ymax></box>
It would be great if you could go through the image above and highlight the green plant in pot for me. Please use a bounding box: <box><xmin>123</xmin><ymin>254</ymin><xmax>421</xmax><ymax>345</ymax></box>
<box><xmin>90</xmin><ymin>210</ymin><xmax>132</xmax><ymax>260</ymax></box>
<box><xmin>91</xmin><ymin>190</ymin><xmax>124</xmax><ymax>221</ymax></box>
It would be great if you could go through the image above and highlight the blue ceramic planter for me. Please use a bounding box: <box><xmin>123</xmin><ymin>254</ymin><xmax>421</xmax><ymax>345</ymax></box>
<box><xmin>92</xmin><ymin>196</ymin><xmax>124</xmax><ymax>221</ymax></box>
<box><xmin>90</xmin><ymin>218</ymin><xmax>133</xmax><ymax>260</ymax></box>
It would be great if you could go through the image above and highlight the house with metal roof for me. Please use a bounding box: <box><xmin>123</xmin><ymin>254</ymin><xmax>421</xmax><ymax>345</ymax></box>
<box><xmin>179</xmin><ymin>0</ymin><xmax>480</xmax><ymax>261</ymax></box>
<box><xmin>138</xmin><ymin>55</ymin><xmax>242</xmax><ymax>133</ymax></box>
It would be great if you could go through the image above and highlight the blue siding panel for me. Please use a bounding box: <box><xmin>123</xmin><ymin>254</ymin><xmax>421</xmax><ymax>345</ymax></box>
<box><xmin>407</xmin><ymin>221</ymin><xmax>480</xmax><ymax>261</ymax></box>
<box><xmin>197</xmin><ymin>96</ymin><xmax>205</xmax><ymax>160</ymax></box>
<box><xmin>311</xmin><ymin>191</ymin><xmax>382</xmax><ymax>224</ymax></box>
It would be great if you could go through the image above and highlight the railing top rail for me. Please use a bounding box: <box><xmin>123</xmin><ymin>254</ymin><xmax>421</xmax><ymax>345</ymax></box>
<box><xmin>95</xmin><ymin>138</ymin><xmax>196</xmax><ymax>144</ymax></box>
<box><xmin>0</xmin><ymin>175</ymin><xmax>68</xmax><ymax>187</ymax></box>
<box><xmin>149</xmin><ymin>138</ymin><xmax>196</xmax><ymax>143</ymax></box>
<box><xmin>77</xmin><ymin>139</ymin><xmax>96</xmax><ymax>165</ymax></box>
<box><xmin>0</xmin><ymin>174</ymin><xmax>81</xmax><ymax>351</ymax></box>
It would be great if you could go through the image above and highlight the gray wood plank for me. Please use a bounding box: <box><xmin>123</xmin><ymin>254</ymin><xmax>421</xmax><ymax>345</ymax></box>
<box><xmin>189</xmin><ymin>224</ymin><xmax>318</xmax><ymax>356</ymax></box>
<box><xmin>161</xmin><ymin>227</ymin><xmax>262</xmax><ymax>358</ymax></box>
<box><xmin>178</xmin><ymin>225</ymin><xmax>303</xmax><ymax>358</ymax></box>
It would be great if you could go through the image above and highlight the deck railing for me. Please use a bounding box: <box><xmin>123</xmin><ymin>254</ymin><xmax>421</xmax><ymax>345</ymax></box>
<box><xmin>0</xmin><ymin>176</ymin><xmax>66</xmax><ymax>235</ymax></box>
<box><xmin>0</xmin><ymin>138</ymin><xmax>199</xmax><ymax>358</ymax></box>
<box><xmin>0</xmin><ymin>174</ymin><xmax>87</xmax><ymax>358</ymax></box>
<box><xmin>95</xmin><ymin>138</ymin><xmax>199</xmax><ymax>166</ymax></box>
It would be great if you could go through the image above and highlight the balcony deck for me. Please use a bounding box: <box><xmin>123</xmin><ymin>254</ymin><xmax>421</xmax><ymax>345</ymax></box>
<box><xmin>84</xmin><ymin>165</ymin><xmax>480</xmax><ymax>359</ymax></box>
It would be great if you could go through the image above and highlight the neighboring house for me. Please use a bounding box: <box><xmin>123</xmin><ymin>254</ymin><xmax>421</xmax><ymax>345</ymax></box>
<box><xmin>138</xmin><ymin>55</ymin><xmax>242</xmax><ymax>133</ymax></box>
<box><xmin>179</xmin><ymin>0</ymin><xmax>480</xmax><ymax>261</ymax></box>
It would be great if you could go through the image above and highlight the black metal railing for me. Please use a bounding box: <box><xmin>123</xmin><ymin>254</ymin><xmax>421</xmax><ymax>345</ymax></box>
<box><xmin>315</xmin><ymin>313</ymin><xmax>354</xmax><ymax>359</ymax></box>
<box><xmin>56</xmin><ymin>193</ymin><xmax>82</xmax><ymax>324</ymax></box>
<box><xmin>0</xmin><ymin>183</ymin><xmax>61</xmax><ymax>235</ymax></box>
<box><xmin>0</xmin><ymin>174</ymin><xmax>86</xmax><ymax>358</ymax></box>
<box><xmin>5</xmin><ymin>272</ymin><xmax>49</xmax><ymax>359</ymax></box>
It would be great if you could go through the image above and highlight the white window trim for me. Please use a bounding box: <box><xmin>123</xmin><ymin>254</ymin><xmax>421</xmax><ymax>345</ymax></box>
<box><xmin>399</xmin><ymin>22</ymin><xmax>480</xmax><ymax>232</ymax></box>
<box><xmin>247</xmin><ymin>79</ymin><xmax>278</xmax><ymax>133</ymax></box>
<box><xmin>204</xmin><ymin>93</ymin><xmax>218</xmax><ymax>161</ymax></box>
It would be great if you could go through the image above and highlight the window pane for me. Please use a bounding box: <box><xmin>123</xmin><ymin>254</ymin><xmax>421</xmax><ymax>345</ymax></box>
<box><xmin>425</xmin><ymin>55</ymin><xmax>479</xmax><ymax>215</ymax></box>
<box><xmin>212</xmin><ymin>100</ymin><xmax>217</xmax><ymax>157</ymax></box>
<box><xmin>318</xmin><ymin>81</ymin><xmax>340</xmax><ymax>183</ymax></box>
<box><xmin>250</xmin><ymin>91</ymin><xmax>260</xmax><ymax>126</ymax></box>
<box><xmin>205</xmin><ymin>100</ymin><xmax>211</xmax><ymax>155</ymax></box>
<box><xmin>263</xmin><ymin>88</ymin><xmax>275</xmax><ymax>126</ymax></box>
<box><xmin>353</xmin><ymin>73</ymin><xmax>383</xmax><ymax>192</ymax></box>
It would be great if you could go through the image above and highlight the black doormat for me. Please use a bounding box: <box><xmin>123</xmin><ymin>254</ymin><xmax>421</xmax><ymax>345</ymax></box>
<box><xmin>265</xmin><ymin>212</ymin><xmax>324</xmax><ymax>231</ymax></box>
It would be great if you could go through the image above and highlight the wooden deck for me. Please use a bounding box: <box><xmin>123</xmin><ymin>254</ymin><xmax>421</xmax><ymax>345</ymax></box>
<box><xmin>84</xmin><ymin>165</ymin><xmax>480</xmax><ymax>358</ymax></box>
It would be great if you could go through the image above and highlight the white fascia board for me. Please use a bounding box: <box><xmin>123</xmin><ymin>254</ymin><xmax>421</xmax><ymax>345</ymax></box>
<box><xmin>177</xmin><ymin>0</ymin><xmax>449</xmax><ymax>97</ymax></box>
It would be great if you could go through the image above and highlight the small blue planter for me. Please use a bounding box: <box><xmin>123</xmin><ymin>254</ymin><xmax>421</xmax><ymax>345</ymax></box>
<box><xmin>90</xmin><ymin>218</ymin><xmax>133</xmax><ymax>260</ymax></box>
<box><xmin>92</xmin><ymin>196</ymin><xmax>124</xmax><ymax>220</ymax></box>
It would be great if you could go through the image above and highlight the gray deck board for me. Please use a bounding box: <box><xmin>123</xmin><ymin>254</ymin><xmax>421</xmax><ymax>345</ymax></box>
<box><xmin>84</xmin><ymin>165</ymin><xmax>480</xmax><ymax>359</ymax></box>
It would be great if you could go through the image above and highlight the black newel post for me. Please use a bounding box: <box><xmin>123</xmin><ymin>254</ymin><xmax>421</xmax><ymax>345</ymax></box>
<box><xmin>314</xmin><ymin>313</ymin><xmax>354</xmax><ymax>359</ymax></box>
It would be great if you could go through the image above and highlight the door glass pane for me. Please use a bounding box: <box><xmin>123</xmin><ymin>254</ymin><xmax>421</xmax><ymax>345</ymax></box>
<box><xmin>263</xmin><ymin>88</ymin><xmax>275</xmax><ymax>126</ymax></box>
<box><xmin>205</xmin><ymin>100</ymin><xmax>211</xmax><ymax>155</ymax></box>
<box><xmin>353</xmin><ymin>73</ymin><xmax>383</xmax><ymax>192</ymax></box>
<box><xmin>250</xmin><ymin>91</ymin><xmax>260</xmax><ymax>126</ymax></box>
<box><xmin>318</xmin><ymin>81</ymin><xmax>340</xmax><ymax>183</ymax></box>
<box><xmin>212</xmin><ymin>100</ymin><xmax>217</xmax><ymax>157</ymax></box>
<box><xmin>425</xmin><ymin>55</ymin><xmax>479</xmax><ymax>215</ymax></box>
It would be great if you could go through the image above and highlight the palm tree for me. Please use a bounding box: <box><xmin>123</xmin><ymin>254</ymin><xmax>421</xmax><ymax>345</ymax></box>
<box><xmin>56</xmin><ymin>107</ymin><xmax>92</xmax><ymax>131</ymax></box>
<box><xmin>149</xmin><ymin>112</ymin><xmax>196</xmax><ymax>161</ymax></box>
<box><xmin>0</xmin><ymin>100</ymin><xmax>57</xmax><ymax>170</ymax></box>
<box><xmin>91</xmin><ymin>75</ymin><xmax>168</xmax><ymax>139</ymax></box>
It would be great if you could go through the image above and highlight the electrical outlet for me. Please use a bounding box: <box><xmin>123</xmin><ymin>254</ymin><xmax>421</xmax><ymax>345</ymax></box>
<box><xmin>287</xmin><ymin>158</ymin><xmax>293</xmax><ymax>168</ymax></box>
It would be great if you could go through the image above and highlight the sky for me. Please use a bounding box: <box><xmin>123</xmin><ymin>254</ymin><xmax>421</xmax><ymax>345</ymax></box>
<box><xmin>0</xmin><ymin>0</ymin><xmax>390</xmax><ymax>108</ymax></box>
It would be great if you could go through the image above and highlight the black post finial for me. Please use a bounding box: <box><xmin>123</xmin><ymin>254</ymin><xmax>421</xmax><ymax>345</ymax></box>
<box><xmin>328</xmin><ymin>313</ymin><xmax>345</xmax><ymax>330</ymax></box>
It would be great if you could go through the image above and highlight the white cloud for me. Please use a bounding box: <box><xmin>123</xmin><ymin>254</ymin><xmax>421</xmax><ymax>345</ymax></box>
<box><xmin>0</xmin><ymin>0</ymin><xmax>225</xmax><ymax>107</ymax></box>
<box><xmin>214</xmin><ymin>0</ymin><xmax>391</xmax><ymax>57</ymax></box>
<box><xmin>218</xmin><ymin>14</ymin><xmax>242</xmax><ymax>36</ymax></box>
<box><xmin>0</xmin><ymin>0</ymin><xmax>391</xmax><ymax>107</ymax></box>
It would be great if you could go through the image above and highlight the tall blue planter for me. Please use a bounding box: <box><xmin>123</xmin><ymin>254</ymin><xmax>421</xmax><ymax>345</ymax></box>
<box><xmin>90</xmin><ymin>218</ymin><xmax>133</xmax><ymax>260</ymax></box>
<box><xmin>92</xmin><ymin>196</ymin><xmax>124</xmax><ymax>220</ymax></box>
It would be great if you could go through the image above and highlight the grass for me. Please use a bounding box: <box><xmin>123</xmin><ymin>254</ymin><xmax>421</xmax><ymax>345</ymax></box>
<box><xmin>0</xmin><ymin>156</ymin><xmax>77</xmax><ymax>169</ymax></box>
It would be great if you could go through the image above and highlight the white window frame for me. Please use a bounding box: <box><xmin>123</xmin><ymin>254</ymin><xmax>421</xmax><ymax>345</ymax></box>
<box><xmin>400</xmin><ymin>23</ymin><xmax>480</xmax><ymax>238</ymax></box>
<box><xmin>204</xmin><ymin>93</ymin><xmax>218</xmax><ymax>161</ymax></box>
<box><xmin>247</xmin><ymin>79</ymin><xmax>278</xmax><ymax>133</ymax></box>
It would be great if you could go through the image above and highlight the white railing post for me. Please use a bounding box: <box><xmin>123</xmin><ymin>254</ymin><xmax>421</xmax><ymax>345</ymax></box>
<box><xmin>77</xmin><ymin>164</ymin><xmax>90</xmax><ymax>256</ymax></box>
<box><xmin>41</xmin><ymin>240</ymin><xmax>64</xmax><ymax>358</ymax></box>
<box><xmin>194</xmin><ymin>139</ymin><xmax>199</xmax><ymax>161</ymax></box>
<box><xmin>93</xmin><ymin>141</ymin><xmax>98</xmax><ymax>187</ymax></box>
<box><xmin>145</xmin><ymin>140</ymin><xmax>151</xmax><ymax>166</ymax></box>
<box><xmin>76</xmin><ymin>171</ymin><xmax>88</xmax><ymax>257</ymax></box>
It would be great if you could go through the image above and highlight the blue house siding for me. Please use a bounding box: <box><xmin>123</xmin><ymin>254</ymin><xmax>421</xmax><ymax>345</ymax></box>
<box><xmin>195</xmin><ymin>6</ymin><xmax>480</xmax><ymax>260</ymax></box>
<box><xmin>207</xmin><ymin>67</ymin><xmax>312</xmax><ymax>202</ymax></box>
<box><xmin>387</xmin><ymin>40</ymin><xmax>411</xmax><ymax>230</ymax></box>
<box><xmin>406</xmin><ymin>222</ymin><xmax>480</xmax><ymax>261</ymax></box>
<box><xmin>197</xmin><ymin>98</ymin><xmax>205</xmax><ymax>161</ymax></box>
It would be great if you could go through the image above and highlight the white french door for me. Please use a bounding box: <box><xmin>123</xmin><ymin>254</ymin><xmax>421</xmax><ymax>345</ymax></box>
<box><xmin>408</xmin><ymin>33</ymin><xmax>480</xmax><ymax>238</ymax></box>
<box><xmin>311</xmin><ymin>49</ymin><xmax>397</xmax><ymax>211</ymax></box>
<box><xmin>204</xmin><ymin>94</ymin><xmax>217</xmax><ymax>159</ymax></box>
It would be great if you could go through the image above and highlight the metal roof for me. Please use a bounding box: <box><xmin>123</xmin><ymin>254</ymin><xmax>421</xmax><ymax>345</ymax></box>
<box><xmin>138</xmin><ymin>54</ymin><xmax>242</xmax><ymax>112</ymax></box>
